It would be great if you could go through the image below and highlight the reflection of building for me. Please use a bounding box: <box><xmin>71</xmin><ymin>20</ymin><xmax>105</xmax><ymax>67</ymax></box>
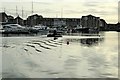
<box><xmin>81</xmin><ymin>15</ymin><xmax>101</xmax><ymax>29</ymax></box>
<box><xmin>80</xmin><ymin>38</ymin><xmax>104</xmax><ymax>46</ymax></box>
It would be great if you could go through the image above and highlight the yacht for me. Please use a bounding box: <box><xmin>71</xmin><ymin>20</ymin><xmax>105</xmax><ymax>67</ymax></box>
<box><xmin>2</xmin><ymin>24</ymin><xmax>29</xmax><ymax>34</ymax></box>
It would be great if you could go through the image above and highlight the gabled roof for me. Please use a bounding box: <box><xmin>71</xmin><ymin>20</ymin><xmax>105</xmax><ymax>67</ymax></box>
<box><xmin>15</xmin><ymin>16</ymin><xmax>23</xmax><ymax>20</ymax></box>
<box><xmin>7</xmin><ymin>15</ymin><xmax>14</xmax><ymax>19</ymax></box>
<box><xmin>27</xmin><ymin>14</ymin><xmax>43</xmax><ymax>19</ymax></box>
<box><xmin>0</xmin><ymin>12</ymin><xmax>8</xmax><ymax>17</ymax></box>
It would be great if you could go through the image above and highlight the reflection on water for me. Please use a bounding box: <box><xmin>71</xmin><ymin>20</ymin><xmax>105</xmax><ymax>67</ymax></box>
<box><xmin>2</xmin><ymin>32</ymin><xmax>118</xmax><ymax>78</ymax></box>
<box><xmin>80</xmin><ymin>38</ymin><xmax>104</xmax><ymax>47</ymax></box>
<box><xmin>64</xmin><ymin>32</ymin><xmax>105</xmax><ymax>46</ymax></box>
<box><xmin>62</xmin><ymin>32</ymin><xmax>118</xmax><ymax>78</ymax></box>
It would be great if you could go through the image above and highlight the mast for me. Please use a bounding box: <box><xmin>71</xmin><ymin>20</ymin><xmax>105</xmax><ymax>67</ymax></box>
<box><xmin>32</xmin><ymin>1</ymin><xmax>34</xmax><ymax>14</ymax></box>
<box><xmin>61</xmin><ymin>8</ymin><xmax>63</xmax><ymax>18</ymax></box>
<box><xmin>118</xmin><ymin>1</ymin><xmax>120</xmax><ymax>23</ymax></box>
<box><xmin>22</xmin><ymin>7</ymin><xmax>24</xmax><ymax>18</ymax></box>
<box><xmin>3</xmin><ymin>8</ymin><xmax>6</xmax><ymax>13</ymax></box>
<box><xmin>16</xmin><ymin>5</ymin><xmax>18</xmax><ymax>16</ymax></box>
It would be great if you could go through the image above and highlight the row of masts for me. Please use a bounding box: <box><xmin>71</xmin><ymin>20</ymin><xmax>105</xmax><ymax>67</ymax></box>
<box><xmin>16</xmin><ymin>6</ymin><xmax>24</xmax><ymax>18</ymax></box>
<box><xmin>3</xmin><ymin>6</ymin><xmax>24</xmax><ymax>18</ymax></box>
<box><xmin>3</xmin><ymin>1</ymin><xmax>63</xmax><ymax>18</ymax></box>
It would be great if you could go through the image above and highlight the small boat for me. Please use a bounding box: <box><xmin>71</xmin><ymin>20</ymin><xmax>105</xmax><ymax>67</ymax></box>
<box><xmin>47</xmin><ymin>30</ymin><xmax>62</xmax><ymax>37</ymax></box>
<box><xmin>47</xmin><ymin>34</ymin><xmax>62</xmax><ymax>37</ymax></box>
<box><xmin>2</xmin><ymin>24</ymin><xmax>29</xmax><ymax>34</ymax></box>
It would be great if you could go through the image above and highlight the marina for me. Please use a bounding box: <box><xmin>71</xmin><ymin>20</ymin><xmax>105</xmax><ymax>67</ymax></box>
<box><xmin>1</xmin><ymin>32</ymin><xmax>118</xmax><ymax>78</ymax></box>
<box><xmin>0</xmin><ymin>0</ymin><xmax>119</xmax><ymax>79</ymax></box>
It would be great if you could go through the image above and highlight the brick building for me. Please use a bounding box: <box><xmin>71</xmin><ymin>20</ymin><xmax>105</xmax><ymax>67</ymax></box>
<box><xmin>81</xmin><ymin>15</ymin><xmax>101</xmax><ymax>29</ymax></box>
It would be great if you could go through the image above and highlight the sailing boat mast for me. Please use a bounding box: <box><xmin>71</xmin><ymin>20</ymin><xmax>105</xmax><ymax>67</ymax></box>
<box><xmin>32</xmin><ymin>1</ymin><xmax>34</xmax><ymax>14</ymax></box>
<box><xmin>22</xmin><ymin>7</ymin><xmax>24</xmax><ymax>18</ymax></box>
<box><xmin>16</xmin><ymin>5</ymin><xmax>18</xmax><ymax>16</ymax></box>
<box><xmin>61</xmin><ymin>8</ymin><xmax>63</xmax><ymax>18</ymax></box>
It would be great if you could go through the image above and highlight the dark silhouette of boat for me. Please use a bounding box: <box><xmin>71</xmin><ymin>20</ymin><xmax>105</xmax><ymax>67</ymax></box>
<box><xmin>47</xmin><ymin>30</ymin><xmax>62</xmax><ymax>37</ymax></box>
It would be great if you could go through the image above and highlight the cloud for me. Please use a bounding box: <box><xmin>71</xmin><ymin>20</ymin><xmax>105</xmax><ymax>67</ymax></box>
<box><xmin>63</xmin><ymin>10</ymin><xmax>81</xmax><ymax>14</ymax></box>
<box><xmin>83</xmin><ymin>2</ymin><xmax>99</xmax><ymax>7</ymax></box>
<box><xmin>40</xmin><ymin>9</ymin><xmax>59</xmax><ymax>13</ymax></box>
<box><xmin>52</xmin><ymin>0</ymin><xmax>64</xmax><ymax>2</ymax></box>
<box><xmin>82</xmin><ymin>9</ymin><xmax>117</xmax><ymax>16</ymax></box>
<box><xmin>33</xmin><ymin>2</ymin><xmax>52</xmax><ymax>5</ymax></box>
<box><xmin>0</xmin><ymin>0</ymin><xmax>118</xmax><ymax>23</ymax></box>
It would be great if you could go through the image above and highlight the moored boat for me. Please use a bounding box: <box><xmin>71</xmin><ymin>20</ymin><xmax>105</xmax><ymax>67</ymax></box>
<box><xmin>47</xmin><ymin>30</ymin><xmax>62</xmax><ymax>37</ymax></box>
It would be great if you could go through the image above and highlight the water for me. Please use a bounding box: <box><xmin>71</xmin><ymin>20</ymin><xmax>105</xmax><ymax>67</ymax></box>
<box><xmin>1</xmin><ymin>32</ymin><xmax>118</xmax><ymax>78</ymax></box>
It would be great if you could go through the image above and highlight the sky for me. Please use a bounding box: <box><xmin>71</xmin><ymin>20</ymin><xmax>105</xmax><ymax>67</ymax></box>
<box><xmin>0</xmin><ymin>0</ymin><xmax>119</xmax><ymax>24</ymax></box>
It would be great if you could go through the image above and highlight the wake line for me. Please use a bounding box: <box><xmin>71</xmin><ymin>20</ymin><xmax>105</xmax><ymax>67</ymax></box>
<box><xmin>26</xmin><ymin>44</ymin><xmax>42</xmax><ymax>52</ymax></box>
<box><xmin>31</xmin><ymin>43</ymin><xmax>51</xmax><ymax>50</ymax></box>
<box><xmin>32</xmin><ymin>40</ymin><xmax>57</xmax><ymax>47</ymax></box>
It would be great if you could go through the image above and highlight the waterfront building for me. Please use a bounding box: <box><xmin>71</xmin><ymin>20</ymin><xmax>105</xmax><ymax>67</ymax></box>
<box><xmin>26</xmin><ymin>14</ymin><xmax>43</xmax><ymax>27</ymax></box>
<box><xmin>1</xmin><ymin>12</ymin><xmax>113</xmax><ymax>31</ymax></box>
<box><xmin>42</xmin><ymin>18</ymin><xmax>54</xmax><ymax>27</ymax></box>
<box><xmin>0</xmin><ymin>12</ymin><xmax>15</xmax><ymax>25</ymax></box>
<box><xmin>81</xmin><ymin>15</ymin><xmax>101</xmax><ymax>29</ymax></box>
<box><xmin>99</xmin><ymin>19</ymin><xmax>107</xmax><ymax>30</ymax></box>
<box><xmin>66</xmin><ymin>18</ymin><xmax>81</xmax><ymax>29</ymax></box>
<box><xmin>107</xmin><ymin>23</ymin><xmax>119</xmax><ymax>31</ymax></box>
<box><xmin>53</xmin><ymin>18</ymin><xmax>66</xmax><ymax>27</ymax></box>
<box><xmin>23</xmin><ymin>20</ymin><xmax>27</xmax><ymax>26</ymax></box>
<box><xmin>14</xmin><ymin>16</ymin><xmax>24</xmax><ymax>26</ymax></box>
<box><xmin>7</xmin><ymin>15</ymin><xmax>14</xmax><ymax>24</ymax></box>
<box><xmin>0</xmin><ymin>12</ymin><xmax>8</xmax><ymax>23</ymax></box>
<box><xmin>39</xmin><ymin>18</ymin><xmax>81</xmax><ymax>29</ymax></box>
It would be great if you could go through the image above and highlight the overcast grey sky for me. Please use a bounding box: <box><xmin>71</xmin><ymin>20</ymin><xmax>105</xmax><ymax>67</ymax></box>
<box><xmin>0</xmin><ymin>0</ymin><xmax>119</xmax><ymax>23</ymax></box>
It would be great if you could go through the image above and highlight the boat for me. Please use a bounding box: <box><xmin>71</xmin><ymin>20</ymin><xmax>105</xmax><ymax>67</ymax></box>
<box><xmin>47</xmin><ymin>30</ymin><xmax>62</xmax><ymax>37</ymax></box>
<box><xmin>2</xmin><ymin>24</ymin><xmax>29</xmax><ymax>34</ymax></box>
<box><xmin>32</xmin><ymin>24</ymin><xmax>47</xmax><ymax>31</ymax></box>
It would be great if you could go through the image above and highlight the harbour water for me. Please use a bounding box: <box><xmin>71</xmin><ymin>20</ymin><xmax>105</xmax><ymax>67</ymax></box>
<box><xmin>1</xmin><ymin>31</ymin><xmax>118</xmax><ymax>78</ymax></box>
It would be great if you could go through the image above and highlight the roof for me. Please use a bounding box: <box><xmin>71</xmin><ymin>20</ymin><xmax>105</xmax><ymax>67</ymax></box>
<box><xmin>15</xmin><ymin>16</ymin><xmax>23</xmax><ymax>20</ymax></box>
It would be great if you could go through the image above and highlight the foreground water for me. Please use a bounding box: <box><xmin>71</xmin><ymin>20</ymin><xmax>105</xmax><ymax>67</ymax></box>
<box><xmin>1</xmin><ymin>32</ymin><xmax>118</xmax><ymax>78</ymax></box>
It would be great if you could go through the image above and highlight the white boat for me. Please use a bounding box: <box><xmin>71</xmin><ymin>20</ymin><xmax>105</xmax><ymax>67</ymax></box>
<box><xmin>32</xmin><ymin>25</ymin><xmax>47</xmax><ymax>31</ymax></box>
<box><xmin>2</xmin><ymin>24</ymin><xmax>29</xmax><ymax>33</ymax></box>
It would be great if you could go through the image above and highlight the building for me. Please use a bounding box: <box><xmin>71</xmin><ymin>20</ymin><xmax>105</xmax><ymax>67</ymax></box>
<box><xmin>23</xmin><ymin>20</ymin><xmax>27</xmax><ymax>26</ymax></box>
<box><xmin>81</xmin><ymin>15</ymin><xmax>101</xmax><ymax>29</ymax></box>
<box><xmin>14</xmin><ymin>16</ymin><xmax>24</xmax><ymax>26</ymax></box>
<box><xmin>0</xmin><ymin>12</ymin><xmax>108</xmax><ymax>31</ymax></box>
<box><xmin>42</xmin><ymin>18</ymin><xmax>81</xmax><ymax>29</ymax></box>
<box><xmin>42</xmin><ymin>18</ymin><xmax>54</xmax><ymax>27</ymax></box>
<box><xmin>99</xmin><ymin>19</ymin><xmax>107</xmax><ymax>30</ymax></box>
<box><xmin>107</xmin><ymin>23</ymin><xmax>119</xmax><ymax>31</ymax></box>
<box><xmin>0</xmin><ymin>12</ymin><xmax>8</xmax><ymax>23</ymax></box>
<box><xmin>66</xmin><ymin>18</ymin><xmax>81</xmax><ymax>29</ymax></box>
<box><xmin>0</xmin><ymin>12</ymin><xmax>15</xmax><ymax>25</ymax></box>
<box><xmin>7</xmin><ymin>15</ymin><xmax>14</xmax><ymax>24</ymax></box>
<box><xmin>27</xmin><ymin>14</ymin><xmax>43</xmax><ymax>27</ymax></box>
<box><xmin>53</xmin><ymin>18</ymin><xmax>66</xmax><ymax>27</ymax></box>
